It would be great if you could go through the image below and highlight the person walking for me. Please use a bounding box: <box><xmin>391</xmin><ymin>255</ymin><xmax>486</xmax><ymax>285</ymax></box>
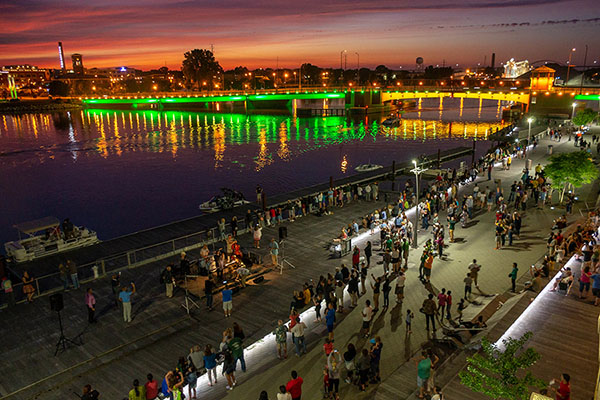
<box><xmin>348</xmin><ymin>270</ymin><xmax>359</xmax><ymax>307</ymax></box>
<box><xmin>437</xmin><ymin>288</ymin><xmax>447</xmax><ymax>318</ymax></box>
<box><xmin>415</xmin><ymin>350</ymin><xmax>432</xmax><ymax>399</ymax></box>
<box><xmin>395</xmin><ymin>271</ymin><xmax>406</xmax><ymax>304</ymax></box>
<box><xmin>327</xmin><ymin>349</ymin><xmax>342</xmax><ymax>399</ymax></box>
<box><xmin>253</xmin><ymin>225</ymin><xmax>262</xmax><ymax>248</ymax></box>
<box><xmin>274</xmin><ymin>319</ymin><xmax>288</xmax><ymax>359</ymax></box>
<box><xmin>361</xmin><ymin>300</ymin><xmax>373</xmax><ymax>338</ymax></box>
<box><xmin>370</xmin><ymin>274</ymin><xmax>381</xmax><ymax>312</ymax></box>
<box><xmin>67</xmin><ymin>259</ymin><xmax>79</xmax><ymax>289</ymax></box>
<box><xmin>357</xmin><ymin>348</ymin><xmax>370</xmax><ymax>392</ymax></box>
<box><xmin>85</xmin><ymin>287</ymin><xmax>97</xmax><ymax>323</ymax></box>
<box><xmin>227</xmin><ymin>332</ymin><xmax>246</xmax><ymax>372</ymax></box>
<box><xmin>291</xmin><ymin>316</ymin><xmax>307</xmax><ymax>356</ymax></box>
<box><xmin>222</xmin><ymin>284</ymin><xmax>233</xmax><ymax>317</ymax></box>
<box><xmin>286</xmin><ymin>370</ymin><xmax>303</xmax><ymax>400</ymax></box>
<box><xmin>162</xmin><ymin>265</ymin><xmax>174</xmax><ymax>298</ymax></box>
<box><xmin>325</xmin><ymin>302</ymin><xmax>336</xmax><ymax>341</ymax></box>
<box><xmin>421</xmin><ymin>294</ymin><xmax>437</xmax><ymax>332</ymax></box>
<box><xmin>406</xmin><ymin>309</ymin><xmax>415</xmax><ymax>334</ymax></box>
<box><xmin>203</xmin><ymin>345</ymin><xmax>218</xmax><ymax>386</ymax></box>
<box><xmin>464</xmin><ymin>273</ymin><xmax>473</xmax><ymax>300</ymax></box>
<box><xmin>270</xmin><ymin>238</ymin><xmax>279</xmax><ymax>267</ymax></box>
<box><xmin>468</xmin><ymin>259</ymin><xmax>481</xmax><ymax>288</ymax></box>
<box><xmin>509</xmin><ymin>263</ymin><xmax>519</xmax><ymax>293</ymax></box>
<box><xmin>382</xmin><ymin>274</ymin><xmax>392</xmax><ymax>309</ymax></box>
<box><xmin>119</xmin><ymin>283</ymin><xmax>136</xmax><ymax>323</ymax></box>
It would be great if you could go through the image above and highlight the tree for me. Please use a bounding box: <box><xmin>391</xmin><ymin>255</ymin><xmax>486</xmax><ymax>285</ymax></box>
<box><xmin>182</xmin><ymin>49</ymin><xmax>223</xmax><ymax>90</ymax></box>
<box><xmin>459</xmin><ymin>332</ymin><xmax>546</xmax><ymax>400</ymax></box>
<box><xmin>544</xmin><ymin>150</ymin><xmax>599</xmax><ymax>203</ymax></box>
<box><xmin>573</xmin><ymin>108</ymin><xmax>596</xmax><ymax>127</ymax></box>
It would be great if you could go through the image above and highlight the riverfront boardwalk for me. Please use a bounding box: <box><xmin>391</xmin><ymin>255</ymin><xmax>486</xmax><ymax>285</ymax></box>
<box><xmin>1</xmin><ymin>131</ymin><xmax>597</xmax><ymax>400</ymax></box>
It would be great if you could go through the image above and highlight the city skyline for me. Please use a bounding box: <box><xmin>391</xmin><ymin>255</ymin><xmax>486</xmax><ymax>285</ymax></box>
<box><xmin>1</xmin><ymin>0</ymin><xmax>599</xmax><ymax>70</ymax></box>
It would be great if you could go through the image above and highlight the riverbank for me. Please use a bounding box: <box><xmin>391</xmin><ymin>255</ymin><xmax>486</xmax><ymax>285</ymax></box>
<box><xmin>0</xmin><ymin>98</ymin><xmax>82</xmax><ymax>113</ymax></box>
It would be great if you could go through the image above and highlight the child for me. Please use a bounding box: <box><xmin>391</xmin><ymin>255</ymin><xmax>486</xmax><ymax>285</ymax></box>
<box><xmin>405</xmin><ymin>309</ymin><xmax>414</xmax><ymax>334</ymax></box>
<box><xmin>323</xmin><ymin>338</ymin><xmax>334</xmax><ymax>356</ymax></box>
<box><xmin>323</xmin><ymin>366</ymin><xmax>330</xmax><ymax>398</ymax></box>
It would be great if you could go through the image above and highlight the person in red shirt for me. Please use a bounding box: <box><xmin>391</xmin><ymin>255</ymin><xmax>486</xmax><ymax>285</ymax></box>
<box><xmin>553</xmin><ymin>373</ymin><xmax>571</xmax><ymax>400</ymax></box>
<box><xmin>144</xmin><ymin>373</ymin><xmax>158</xmax><ymax>400</ymax></box>
<box><xmin>286</xmin><ymin>370</ymin><xmax>303</xmax><ymax>400</ymax></box>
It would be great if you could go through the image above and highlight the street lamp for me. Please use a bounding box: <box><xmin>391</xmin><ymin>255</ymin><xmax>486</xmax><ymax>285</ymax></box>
<box><xmin>571</xmin><ymin>102</ymin><xmax>577</xmax><ymax>120</ymax></box>
<box><xmin>527</xmin><ymin>117</ymin><xmax>534</xmax><ymax>143</ymax></box>
<box><xmin>411</xmin><ymin>160</ymin><xmax>428</xmax><ymax>248</ymax></box>
<box><xmin>566</xmin><ymin>47</ymin><xmax>576</xmax><ymax>86</ymax></box>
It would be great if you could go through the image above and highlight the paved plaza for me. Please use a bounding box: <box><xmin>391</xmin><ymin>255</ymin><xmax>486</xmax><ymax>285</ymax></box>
<box><xmin>1</xmin><ymin>129</ymin><xmax>599</xmax><ymax>400</ymax></box>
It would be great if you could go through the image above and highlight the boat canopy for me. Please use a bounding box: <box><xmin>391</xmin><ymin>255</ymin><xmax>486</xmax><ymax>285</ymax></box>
<box><xmin>13</xmin><ymin>217</ymin><xmax>60</xmax><ymax>234</ymax></box>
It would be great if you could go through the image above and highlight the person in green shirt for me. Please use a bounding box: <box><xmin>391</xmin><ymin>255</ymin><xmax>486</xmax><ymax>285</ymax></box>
<box><xmin>227</xmin><ymin>335</ymin><xmax>246</xmax><ymax>372</ymax></box>
<box><xmin>415</xmin><ymin>350</ymin><xmax>431</xmax><ymax>398</ymax></box>
<box><xmin>273</xmin><ymin>319</ymin><xmax>288</xmax><ymax>359</ymax></box>
<box><xmin>448</xmin><ymin>216</ymin><xmax>456</xmax><ymax>243</ymax></box>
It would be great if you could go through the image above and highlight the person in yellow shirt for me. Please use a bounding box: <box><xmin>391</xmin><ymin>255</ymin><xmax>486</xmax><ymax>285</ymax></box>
<box><xmin>128</xmin><ymin>379</ymin><xmax>145</xmax><ymax>400</ymax></box>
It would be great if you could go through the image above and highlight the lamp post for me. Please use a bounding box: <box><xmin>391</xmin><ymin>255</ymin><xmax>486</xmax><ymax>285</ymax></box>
<box><xmin>571</xmin><ymin>102</ymin><xmax>577</xmax><ymax>120</ymax></box>
<box><xmin>411</xmin><ymin>160</ymin><xmax>428</xmax><ymax>248</ymax></box>
<box><xmin>566</xmin><ymin>47</ymin><xmax>576</xmax><ymax>87</ymax></box>
<box><xmin>527</xmin><ymin>117</ymin><xmax>533</xmax><ymax>143</ymax></box>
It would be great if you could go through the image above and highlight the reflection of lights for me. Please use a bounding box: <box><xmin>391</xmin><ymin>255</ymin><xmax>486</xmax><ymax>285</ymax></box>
<box><xmin>341</xmin><ymin>155</ymin><xmax>348</xmax><ymax>173</ymax></box>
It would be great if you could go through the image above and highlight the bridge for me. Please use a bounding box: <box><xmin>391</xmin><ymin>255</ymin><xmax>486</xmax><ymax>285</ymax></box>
<box><xmin>80</xmin><ymin>86</ymin><xmax>531</xmax><ymax>113</ymax></box>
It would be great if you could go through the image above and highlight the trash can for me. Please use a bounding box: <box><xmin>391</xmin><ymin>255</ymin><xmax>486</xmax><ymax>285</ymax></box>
<box><xmin>547</xmin><ymin>145</ymin><xmax>553</xmax><ymax>155</ymax></box>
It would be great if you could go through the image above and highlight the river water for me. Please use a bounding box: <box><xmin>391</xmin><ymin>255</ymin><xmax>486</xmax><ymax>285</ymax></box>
<box><xmin>0</xmin><ymin>98</ymin><xmax>506</xmax><ymax>245</ymax></box>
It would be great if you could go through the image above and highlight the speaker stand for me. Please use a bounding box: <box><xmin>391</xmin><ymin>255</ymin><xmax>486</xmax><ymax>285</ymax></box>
<box><xmin>277</xmin><ymin>239</ymin><xmax>296</xmax><ymax>274</ymax></box>
<box><xmin>54</xmin><ymin>310</ymin><xmax>81</xmax><ymax>356</ymax></box>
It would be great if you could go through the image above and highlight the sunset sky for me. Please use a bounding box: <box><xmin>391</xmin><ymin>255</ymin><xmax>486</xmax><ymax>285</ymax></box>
<box><xmin>1</xmin><ymin>0</ymin><xmax>598</xmax><ymax>71</ymax></box>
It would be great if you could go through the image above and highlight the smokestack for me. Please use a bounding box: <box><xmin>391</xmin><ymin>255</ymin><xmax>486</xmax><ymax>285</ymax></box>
<box><xmin>491</xmin><ymin>53</ymin><xmax>496</xmax><ymax>69</ymax></box>
<box><xmin>58</xmin><ymin>42</ymin><xmax>65</xmax><ymax>70</ymax></box>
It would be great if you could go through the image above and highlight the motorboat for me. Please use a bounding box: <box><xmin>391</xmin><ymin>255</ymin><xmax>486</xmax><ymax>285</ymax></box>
<box><xmin>381</xmin><ymin>115</ymin><xmax>401</xmax><ymax>127</ymax></box>
<box><xmin>199</xmin><ymin>188</ymin><xmax>249</xmax><ymax>212</ymax></box>
<box><xmin>355</xmin><ymin>163</ymin><xmax>383</xmax><ymax>172</ymax></box>
<box><xmin>4</xmin><ymin>217</ymin><xmax>100</xmax><ymax>263</ymax></box>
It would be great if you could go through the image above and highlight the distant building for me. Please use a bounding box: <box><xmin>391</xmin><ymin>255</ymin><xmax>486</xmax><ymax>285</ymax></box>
<box><xmin>0</xmin><ymin>65</ymin><xmax>50</xmax><ymax>89</ymax></box>
<box><xmin>71</xmin><ymin>54</ymin><xmax>84</xmax><ymax>75</ymax></box>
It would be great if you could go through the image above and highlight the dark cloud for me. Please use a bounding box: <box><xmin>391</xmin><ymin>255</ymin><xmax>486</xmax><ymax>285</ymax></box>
<box><xmin>434</xmin><ymin>16</ymin><xmax>600</xmax><ymax>29</ymax></box>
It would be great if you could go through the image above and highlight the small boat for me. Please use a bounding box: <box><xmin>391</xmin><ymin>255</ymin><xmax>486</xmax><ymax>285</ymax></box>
<box><xmin>355</xmin><ymin>163</ymin><xmax>383</xmax><ymax>172</ymax></box>
<box><xmin>4</xmin><ymin>217</ymin><xmax>100</xmax><ymax>263</ymax></box>
<box><xmin>381</xmin><ymin>116</ymin><xmax>401</xmax><ymax>127</ymax></box>
<box><xmin>199</xmin><ymin>188</ymin><xmax>249</xmax><ymax>212</ymax></box>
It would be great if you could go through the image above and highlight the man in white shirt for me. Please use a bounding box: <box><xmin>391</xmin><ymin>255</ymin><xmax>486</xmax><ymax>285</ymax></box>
<box><xmin>361</xmin><ymin>300</ymin><xmax>373</xmax><ymax>338</ymax></box>
<box><xmin>468</xmin><ymin>259</ymin><xmax>481</xmax><ymax>288</ymax></box>
<box><xmin>290</xmin><ymin>317</ymin><xmax>307</xmax><ymax>356</ymax></box>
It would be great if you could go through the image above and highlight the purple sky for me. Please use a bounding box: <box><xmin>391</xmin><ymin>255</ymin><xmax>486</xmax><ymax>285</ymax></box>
<box><xmin>1</xmin><ymin>0</ymin><xmax>598</xmax><ymax>70</ymax></box>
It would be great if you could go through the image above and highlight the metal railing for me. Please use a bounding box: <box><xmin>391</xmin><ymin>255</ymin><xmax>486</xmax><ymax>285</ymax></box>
<box><xmin>4</xmin><ymin>220</ymin><xmax>255</xmax><ymax>306</ymax></box>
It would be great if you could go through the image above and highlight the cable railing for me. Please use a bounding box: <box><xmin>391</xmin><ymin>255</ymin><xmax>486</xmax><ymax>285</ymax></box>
<box><xmin>4</xmin><ymin>220</ymin><xmax>256</xmax><ymax>306</ymax></box>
